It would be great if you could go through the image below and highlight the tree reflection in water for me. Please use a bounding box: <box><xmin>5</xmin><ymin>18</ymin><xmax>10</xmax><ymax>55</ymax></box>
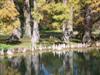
<box><xmin>0</xmin><ymin>50</ymin><xmax>100</xmax><ymax>75</ymax></box>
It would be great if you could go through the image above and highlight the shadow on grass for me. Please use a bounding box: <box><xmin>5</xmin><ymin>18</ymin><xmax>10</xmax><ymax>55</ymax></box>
<box><xmin>40</xmin><ymin>31</ymin><xmax>63</xmax><ymax>41</ymax></box>
<box><xmin>40</xmin><ymin>31</ymin><xmax>82</xmax><ymax>44</ymax></box>
<box><xmin>0</xmin><ymin>31</ymin><xmax>83</xmax><ymax>46</ymax></box>
<box><xmin>0</xmin><ymin>35</ymin><xmax>21</xmax><ymax>45</ymax></box>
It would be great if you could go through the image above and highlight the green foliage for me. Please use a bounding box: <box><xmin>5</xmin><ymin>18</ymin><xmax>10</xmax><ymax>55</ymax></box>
<box><xmin>0</xmin><ymin>44</ymin><xmax>12</xmax><ymax>50</ymax></box>
<box><xmin>32</xmin><ymin>11</ymin><xmax>43</xmax><ymax>22</ymax></box>
<box><xmin>42</xmin><ymin>3</ymin><xmax>70</xmax><ymax>20</ymax></box>
<box><xmin>35</xmin><ymin>0</ymin><xmax>81</xmax><ymax>30</ymax></box>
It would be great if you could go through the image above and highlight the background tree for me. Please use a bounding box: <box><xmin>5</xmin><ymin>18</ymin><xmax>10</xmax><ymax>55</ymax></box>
<box><xmin>79</xmin><ymin>0</ymin><xmax>100</xmax><ymax>43</ymax></box>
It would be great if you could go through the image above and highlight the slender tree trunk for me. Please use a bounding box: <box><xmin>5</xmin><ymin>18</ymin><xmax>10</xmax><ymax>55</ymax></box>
<box><xmin>62</xmin><ymin>0</ymin><xmax>73</xmax><ymax>43</ymax></box>
<box><xmin>82</xmin><ymin>6</ymin><xmax>92</xmax><ymax>44</ymax></box>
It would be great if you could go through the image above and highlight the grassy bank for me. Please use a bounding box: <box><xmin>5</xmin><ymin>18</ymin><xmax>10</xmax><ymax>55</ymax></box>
<box><xmin>0</xmin><ymin>30</ymin><xmax>100</xmax><ymax>49</ymax></box>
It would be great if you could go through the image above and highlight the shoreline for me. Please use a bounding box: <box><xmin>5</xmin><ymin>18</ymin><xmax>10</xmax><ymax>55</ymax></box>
<box><xmin>0</xmin><ymin>42</ymin><xmax>100</xmax><ymax>56</ymax></box>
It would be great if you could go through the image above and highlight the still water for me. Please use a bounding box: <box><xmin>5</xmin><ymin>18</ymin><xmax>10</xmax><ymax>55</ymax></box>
<box><xmin>0</xmin><ymin>50</ymin><xmax>100</xmax><ymax>75</ymax></box>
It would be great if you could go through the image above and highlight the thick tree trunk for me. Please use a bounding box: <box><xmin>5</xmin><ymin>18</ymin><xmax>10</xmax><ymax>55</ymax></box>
<box><xmin>13</xmin><ymin>0</ymin><xmax>25</xmax><ymax>38</ymax></box>
<box><xmin>31</xmin><ymin>20</ymin><xmax>40</xmax><ymax>49</ymax></box>
<box><xmin>32</xmin><ymin>20</ymin><xmax>40</xmax><ymax>42</ymax></box>
<box><xmin>24</xmin><ymin>0</ymin><xmax>31</xmax><ymax>37</ymax></box>
<box><xmin>82</xmin><ymin>31</ymin><xmax>92</xmax><ymax>43</ymax></box>
<box><xmin>62</xmin><ymin>20</ymin><xmax>70</xmax><ymax>43</ymax></box>
<box><xmin>82</xmin><ymin>6</ymin><xmax>92</xmax><ymax>44</ymax></box>
<box><xmin>31</xmin><ymin>0</ymin><xmax>40</xmax><ymax>49</ymax></box>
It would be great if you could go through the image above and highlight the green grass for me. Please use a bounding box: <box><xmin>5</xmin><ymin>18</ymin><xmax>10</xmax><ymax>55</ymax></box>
<box><xmin>0</xmin><ymin>44</ymin><xmax>13</xmax><ymax>50</ymax></box>
<box><xmin>0</xmin><ymin>29</ymin><xmax>100</xmax><ymax>49</ymax></box>
<box><xmin>0</xmin><ymin>35</ymin><xmax>32</xmax><ymax>49</ymax></box>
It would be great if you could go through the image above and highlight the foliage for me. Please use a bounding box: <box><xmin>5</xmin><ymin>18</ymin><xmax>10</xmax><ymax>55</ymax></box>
<box><xmin>0</xmin><ymin>0</ymin><xmax>100</xmax><ymax>45</ymax></box>
<box><xmin>32</xmin><ymin>11</ymin><xmax>43</xmax><ymax>22</ymax></box>
<box><xmin>0</xmin><ymin>0</ymin><xmax>99</xmax><ymax>32</ymax></box>
<box><xmin>34</xmin><ymin>0</ymin><xmax>81</xmax><ymax>30</ymax></box>
<box><xmin>74</xmin><ymin>0</ymin><xmax>100</xmax><ymax>26</ymax></box>
<box><xmin>0</xmin><ymin>0</ymin><xmax>20</xmax><ymax>34</ymax></box>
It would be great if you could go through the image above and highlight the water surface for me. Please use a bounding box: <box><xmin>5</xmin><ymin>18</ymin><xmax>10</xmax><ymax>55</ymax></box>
<box><xmin>0</xmin><ymin>50</ymin><xmax>100</xmax><ymax>75</ymax></box>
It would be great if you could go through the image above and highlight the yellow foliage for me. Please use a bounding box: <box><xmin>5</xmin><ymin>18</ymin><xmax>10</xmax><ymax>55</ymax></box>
<box><xmin>90</xmin><ymin>0</ymin><xmax>100</xmax><ymax>13</ymax></box>
<box><xmin>0</xmin><ymin>0</ymin><xmax>19</xmax><ymax>20</ymax></box>
<box><xmin>1</xmin><ymin>19</ymin><xmax>20</xmax><ymax>34</ymax></box>
<box><xmin>0</xmin><ymin>0</ymin><xmax>20</xmax><ymax>34</ymax></box>
<box><xmin>75</xmin><ymin>16</ymin><xmax>84</xmax><ymax>25</ymax></box>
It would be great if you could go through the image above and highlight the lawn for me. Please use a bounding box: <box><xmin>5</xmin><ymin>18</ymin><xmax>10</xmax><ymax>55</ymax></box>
<box><xmin>0</xmin><ymin>30</ymin><xmax>100</xmax><ymax>49</ymax></box>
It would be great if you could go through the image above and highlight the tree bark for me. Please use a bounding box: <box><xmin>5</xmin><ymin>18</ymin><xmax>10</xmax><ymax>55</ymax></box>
<box><xmin>24</xmin><ymin>0</ymin><xmax>31</xmax><ymax>37</ymax></box>
<box><xmin>62</xmin><ymin>0</ymin><xmax>73</xmax><ymax>43</ymax></box>
<box><xmin>13</xmin><ymin>0</ymin><xmax>25</xmax><ymax>38</ymax></box>
<box><xmin>82</xmin><ymin>6</ymin><xmax>92</xmax><ymax>44</ymax></box>
<box><xmin>31</xmin><ymin>0</ymin><xmax>40</xmax><ymax>49</ymax></box>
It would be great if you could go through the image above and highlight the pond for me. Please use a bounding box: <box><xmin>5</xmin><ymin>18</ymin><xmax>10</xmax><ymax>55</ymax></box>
<box><xmin>0</xmin><ymin>49</ymin><xmax>100</xmax><ymax>75</ymax></box>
